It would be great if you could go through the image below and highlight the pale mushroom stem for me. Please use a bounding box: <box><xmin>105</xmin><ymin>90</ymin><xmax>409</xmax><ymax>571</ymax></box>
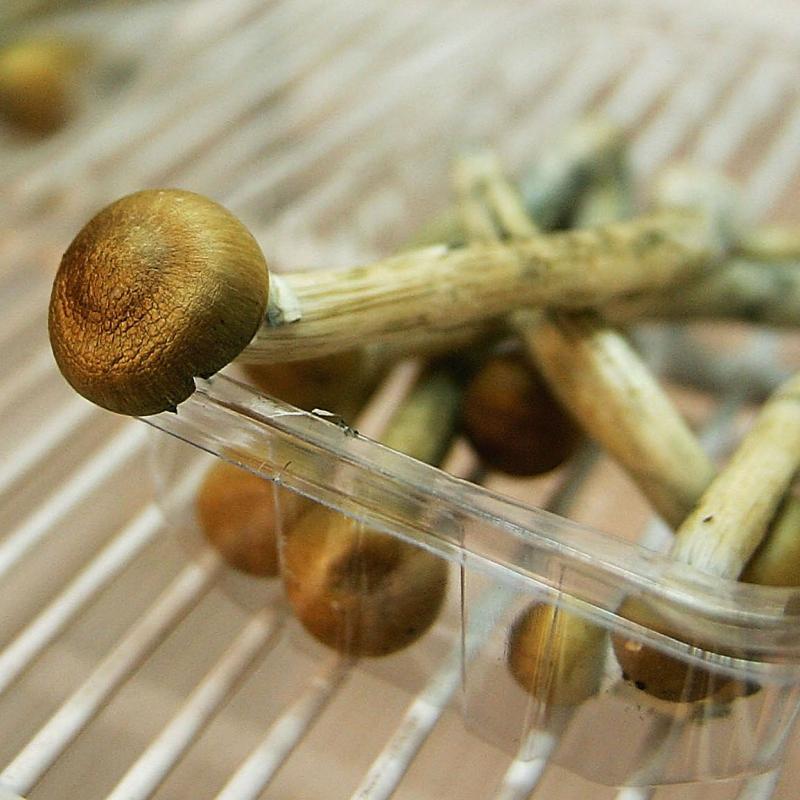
<box><xmin>521</xmin><ymin>309</ymin><xmax>716</xmax><ymax>528</ymax></box>
<box><xmin>255</xmin><ymin>128</ymin><xmax>710</xmax><ymax>368</ymax></box>
<box><xmin>736</xmin><ymin>224</ymin><xmax>800</xmax><ymax>262</ymax></box>
<box><xmin>612</xmin><ymin>372</ymin><xmax>800</xmax><ymax>701</ymax></box>
<box><xmin>670</xmin><ymin>372</ymin><xmax>800</xmax><ymax>578</ymax></box>
<box><xmin>407</xmin><ymin>117</ymin><xmax>627</xmax><ymax>248</ymax></box>
<box><xmin>242</xmin><ymin>209</ymin><xmax>719</xmax><ymax>365</ymax></box>
<box><xmin>571</xmin><ymin>164</ymin><xmax>635</xmax><ymax>228</ymax></box>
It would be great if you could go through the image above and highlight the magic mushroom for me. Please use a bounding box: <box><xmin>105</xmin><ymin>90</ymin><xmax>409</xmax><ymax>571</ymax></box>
<box><xmin>612</xmin><ymin>369</ymin><xmax>800</xmax><ymax>701</ymax></box>
<box><xmin>459</xmin><ymin>144</ymin><xmax>800</xmax><ymax>705</ymax></box>
<box><xmin>49</xmin><ymin>185</ymin><xmax>723</xmax><ymax>417</ymax></box>
<box><xmin>281</xmin><ymin>364</ymin><xmax>461</xmax><ymax>657</ymax></box>
<box><xmin>461</xmin><ymin>348</ymin><xmax>583</xmax><ymax>476</ymax></box>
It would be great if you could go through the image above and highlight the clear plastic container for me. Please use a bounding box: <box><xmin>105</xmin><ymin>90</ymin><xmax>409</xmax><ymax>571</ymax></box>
<box><xmin>148</xmin><ymin>367</ymin><xmax>800</xmax><ymax>788</ymax></box>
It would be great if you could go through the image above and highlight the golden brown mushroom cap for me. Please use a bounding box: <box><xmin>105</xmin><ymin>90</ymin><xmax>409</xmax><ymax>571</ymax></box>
<box><xmin>461</xmin><ymin>352</ymin><xmax>583</xmax><ymax>476</ymax></box>
<box><xmin>0</xmin><ymin>37</ymin><xmax>81</xmax><ymax>135</ymax></box>
<box><xmin>196</xmin><ymin>460</ymin><xmax>310</xmax><ymax>578</ymax></box>
<box><xmin>611</xmin><ymin>597</ymin><xmax>741</xmax><ymax>703</ymax></box>
<box><xmin>49</xmin><ymin>189</ymin><xmax>269</xmax><ymax>416</ymax></box>
<box><xmin>282</xmin><ymin>505</ymin><xmax>449</xmax><ymax>657</ymax></box>
<box><xmin>507</xmin><ymin>602</ymin><xmax>606</xmax><ymax>706</ymax></box>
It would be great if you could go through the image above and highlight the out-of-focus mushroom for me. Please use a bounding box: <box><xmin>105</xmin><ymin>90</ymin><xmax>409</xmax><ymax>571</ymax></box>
<box><xmin>281</xmin><ymin>366</ymin><xmax>461</xmax><ymax>657</ymax></box>
<box><xmin>0</xmin><ymin>36</ymin><xmax>84</xmax><ymax>135</ymax></box>
<box><xmin>282</xmin><ymin>506</ymin><xmax>448</xmax><ymax>657</ymax></box>
<box><xmin>461</xmin><ymin>347</ymin><xmax>582</xmax><ymax>477</ymax></box>
<box><xmin>242</xmin><ymin>349</ymin><xmax>377</xmax><ymax>421</ymax></box>
<box><xmin>507</xmin><ymin>602</ymin><xmax>607</xmax><ymax>706</ymax></box>
<box><xmin>196</xmin><ymin>460</ymin><xmax>309</xmax><ymax>578</ymax></box>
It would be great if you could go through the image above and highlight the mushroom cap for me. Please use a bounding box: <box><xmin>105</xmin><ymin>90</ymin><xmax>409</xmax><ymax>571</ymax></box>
<box><xmin>611</xmin><ymin>597</ymin><xmax>741</xmax><ymax>703</ymax></box>
<box><xmin>282</xmin><ymin>505</ymin><xmax>449</xmax><ymax>657</ymax></box>
<box><xmin>242</xmin><ymin>349</ymin><xmax>371</xmax><ymax>419</ymax></box>
<box><xmin>0</xmin><ymin>37</ymin><xmax>81</xmax><ymax>135</ymax></box>
<box><xmin>462</xmin><ymin>351</ymin><xmax>582</xmax><ymax>476</ymax></box>
<box><xmin>49</xmin><ymin>189</ymin><xmax>269</xmax><ymax>416</ymax></box>
<box><xmin>196</xmin><ymin>460</ymin><xmax>309</xmax><ymax>578</ymax></box>
<box><xmin>507</xmin><ymin>602</ymin><xmax>606</xmax><ymax>706</ymax></box>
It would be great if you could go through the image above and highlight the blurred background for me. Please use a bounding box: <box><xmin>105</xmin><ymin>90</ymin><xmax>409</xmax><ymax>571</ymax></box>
<box><xmin>3</xmin><ymin>1</ymin><xmax>800</xmax><ymax>798</ymax></box>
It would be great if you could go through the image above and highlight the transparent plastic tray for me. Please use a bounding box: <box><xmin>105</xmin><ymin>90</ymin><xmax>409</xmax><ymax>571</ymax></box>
<box><xmin>148</xmin><ymin>369</ymin><xmax>800</xmax><ymax>789</ymax></box>
<box><xmin>3</xmin><ymin>1</ymin><xmax>800</xmax><ymax>799</ymax></box>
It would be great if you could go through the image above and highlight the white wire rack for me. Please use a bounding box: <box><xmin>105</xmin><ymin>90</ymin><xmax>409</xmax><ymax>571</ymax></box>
<box><xmin>2</xmin><ymin>1</ymin><xmax>800</xmax><ymax>798</ymax></box>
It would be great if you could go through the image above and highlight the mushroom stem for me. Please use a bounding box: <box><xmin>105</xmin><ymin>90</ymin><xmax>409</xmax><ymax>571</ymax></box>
<box><xmin>459</xmin><ymin>155</ymin><xmax>763</xmax><ymax>709</ymax></box>
<box><xmin>742</xmin><ymin>493</ymin><xmax>800</xmax><ymax>585</ymax></box>
<box><xmin>736</xmin><ymin>224</ymin><xmax>800</xmax><ymax>262</ymax></box>
<box><xmin>636</xmin><ymin>328</ymin><xmax>789</xmax><ymax>403</ymax></box>
<box><xmin>468</xmin><ymin>157</ymin><xmax>800</xmax><ymax>583</ymax></box>
<box><xmin>669</xmin><ymin>372</ymin><xmax>800</xmax><ymax>578</ymax></box>
<box><xmin>604</xmin><ymin>257</ymin><xmax>800</xmax><ymax>328</ymax></box>
<box><xmin>571</xmin><ymin>165</ymin><xmax>635</xmax><ymax>229</ymax></box>
<box><xmin>406</xmin><ymin>117</ymin><xmax>626</xmax><ymax>248</ymax></box>
<box><xmin>521</xmin><ymin>309</ymin><xmax>716</xmax><ymax>527</ymax></box>
<box><xmin>377</xmin><ymin>365</ymin><xmax>463</xmax><ymax>465</ymax></box>
<box><xmin>242</xmin><ymin>209</ymin><xmax>719</xmax><ymax>365</ymax></box>
<box><xmin>613</xmin><ymin>372</ymin><xmax>800</xmax><ymax>701</ymax></box>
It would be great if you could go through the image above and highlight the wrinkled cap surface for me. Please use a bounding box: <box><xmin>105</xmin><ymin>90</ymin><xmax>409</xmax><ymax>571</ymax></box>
<box><xmin>49</xmin><ymin>189</ymin><xmax>269</xmax><ymax>416</ymax></box>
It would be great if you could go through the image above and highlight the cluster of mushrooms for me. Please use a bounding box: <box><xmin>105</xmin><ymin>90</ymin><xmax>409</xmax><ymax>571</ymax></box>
<box><xmin>48</xmin><ymin>119</ymin><xmax>800</xmax><ymax>709</ymax></box>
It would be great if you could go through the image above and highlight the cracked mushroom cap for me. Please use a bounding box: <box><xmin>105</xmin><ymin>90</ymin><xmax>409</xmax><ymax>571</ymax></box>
<box><xmin>49</xmin><ymin>189</ymin><xmax>269</xmax><ymax>416</ymax></box>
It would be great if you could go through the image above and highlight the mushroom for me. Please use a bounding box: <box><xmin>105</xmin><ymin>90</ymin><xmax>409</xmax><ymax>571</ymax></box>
<box><xmin>461</xmin><ymin>349</ymin><xmax>582</xmax><ymax>476</ymax></box>
<box><xmin>196</xmin><ymin>460</ymin><xmax>309</xmax><ymax>577</ymax></box>
<box><xmin>49</xmin><ymin>189</ymin><xmax>269</xmax><ymax>416</ymax></box>
<box><xmin>281</xmin><ymin>364</ymin><xmax>462</xmax><ymax>657</ymax></box>
<box><xmin>612</xmin><ymin>370</ymin><xmax>800</xmax><ymax>701</ymax></box>
<box><xmin>49</xmin><ymin>187</ymin><xmax>722</xmax><ymax>417</ymax></box>
<box><xmin>446</xmin><ymin>153</ymin><xmax>616</xmax><ymax>706</ymax></box>
<box><xmin>523</xmin><ymin>309</ymin><xmax>717</xmax><ymax>527</ymax></box>
<box><xmin>736</xmin><ymin>223</ymin><xmax>800</xmax><ymax>262</ymax></box>
<box><xmin>452</xmin><ymin>150</ymin><xmax>790</xmax><ymax>709</ymax></box>
<box><xmin>452</xmin><ymin>153</ymin><xmax>735</xmax><ymax>527</ymax></box>
<box><xmin>0</xmin><ymin>36</ymin><xmax>85</xmax><ymax>135</ymax></box>
<box><xmin>408</xmin><ymin>117</ymin><xmax>627</xmax><ymax>247</ymax></box>
<box><xmin>282</xmin><ymin>506</ymin><xmax>449</xmax><ymax>657</ymax></box>
<box><xmin>466</xmin><ymin>155</ymin><xmax>800</xmax><ymax>705</ymax></box>
<box><xmin>604</xmin><ymin>256</ymin><xmax>800</xmax><ymax>329</ymax></box>
<box><xmin>507</xmin><ymin>602</ymin><xmax>607</xmax><ymax>706</ymax></box>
